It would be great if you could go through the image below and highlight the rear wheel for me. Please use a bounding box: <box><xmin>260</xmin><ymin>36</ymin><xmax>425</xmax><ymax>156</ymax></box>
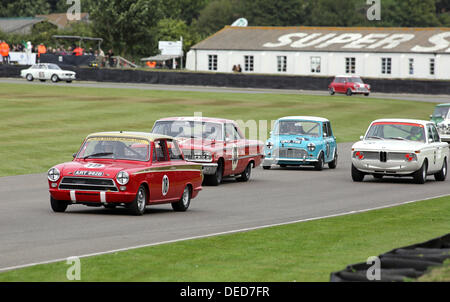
<box><xmin>51</xmin><ymin>74</ymin><xmax>59</xmax><ymax>83</ymax></box>
<box><xmin>237</xmin><ymin>162</ymin><xmax>252</xmax><ymax>182</ymax></box>
<box><xmin>50</xmin><ymin>196</ymin><xmax>68</xmax><ymax>213</ymax></box>
<box><xmin>172</xmin><ymin>186</ymin><xmax>191</xmax><ymax>212</ymax></box>
<box><xmin>329</xmin><ymin>88</ymin><xmax>335</xmax><ymax>95</ymax></box>
<box><xmin>26</xmin><ymin>74</ymin><xmax>34</xmax><ymax>81</ymax></box>
<box><xmin>328</xmin><ymin>151</ymin><xmax>338</xmax><ymax>169</ymax></box>
<box><xmin>351</xmin><ymin>164</ymin><xmax>365</xmax><ymax>182</ymax></box>
<box><xmin>128</xmin><ymin>185</ymin><xmax>147</xmax><ymax>215</ymax></box>
<box><xmin>434</xmin><ymin>159</ymin><xmax>447</xmax><ymax>181</ymax></box>
<box><xmin>413</xmin><ymin>161</ymin><xmax>428</xmax><ymax>184</ymax></box>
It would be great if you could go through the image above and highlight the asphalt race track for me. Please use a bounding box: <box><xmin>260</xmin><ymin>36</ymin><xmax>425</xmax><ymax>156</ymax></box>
<box><xmin>1</xmin><ymin>78</ymin><xmax>449</xmax><ymax>103</ymax></box>
<box><xmin>1</xmin><ymin>142</ymin><xmax>450</xmax><ymax>271</ymax></box>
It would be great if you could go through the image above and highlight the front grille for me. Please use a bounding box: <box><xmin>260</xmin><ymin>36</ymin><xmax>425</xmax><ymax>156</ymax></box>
<box><xmin>59</xmin><ymin>177</ymin><xmax>118</xmax><ymax>192</ymax></box>
<box><xmin>276</xmin><ymin>148</ymin><xmax>308</xmax><ymax>159</ymax></box>
<box><xmin>387</xmin><ymin>152</ymin><xmax>408</xmax><ymax>161</ymax></box>
<box><xmin>361</xmin><ymin>151</ymin><xmax>379</xmax><ymax>160</ymax></box>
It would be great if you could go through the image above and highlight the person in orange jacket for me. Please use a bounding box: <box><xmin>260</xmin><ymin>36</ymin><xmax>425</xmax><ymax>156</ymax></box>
<box><xmin>73</xmin><ymin>46</ymin><xmax>83</xmax><ymax>56</ymax></box>
<box><xmin>37</xmin><ymin>43</ymin><xmax>47</xmax><ymax>63</ymax></box>
<box><xmin>0</xmin><ymin>40</ymin><xmax>10</xmax><ymax>64</ymax></box>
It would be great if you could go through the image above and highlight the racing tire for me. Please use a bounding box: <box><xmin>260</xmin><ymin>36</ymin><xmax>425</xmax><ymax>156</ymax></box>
<box><xmin>328</xmin><ymin>151</ymin><xmax>338</xmax><ymax>169</ymax></box>
<box><xmin>413</xmin><ymin>161</ymin><xmax>428</xmax><ymax>184</ymax></box>
<box><xmin>66</xmin><ymin>80</ymin><xmax>72</xmax><ymax>83</ymax></box>
<box><xmin>314</xmin><ymin>153</ymin><xmax>324</xmax><ymax>171</ymax></box>
<box><xmin>346</xmin><ymin>89</ymin><xmax>353</xmax><ymax>96</ymax></box>
<box><xmin>351</xmin><ymin>164</ymin><xmax>365</xmax><ymax>182</ymax></box>
<box><xmin>26</xmin><ymin>74</ymin><xmax>34</xmax><ymax>81</ymax></box>
<box><xmin>237</xmin><ymin>162</ymin><xmax>252</xmax><ymax>182</ymax></box>
<box><xmin>50</xmin><ymin>196</ymin><xmax>68</xmax><ymax>213</ymax></box>
<box><xmin>128</xmin><ymin>185</ymin><xmax>147</xmax><ymax>216</ymax></box>
<box><xmin>434</xmin><ymin>159</ymin><xmax>447</xmax><ymax>181</ymax></box>
<box><xmin>205</xmin><ymin>160</ymin><xmax>223</xmax><ymax>186</ymax></box>
<box><xmin>262</xmin><ymin>165</ymin><xmax>271</xmax><ymax>170</ymax></box>
<box><xmin>329</xmin><ymin>88</ymin><xmax>335</xmax><ymax>95</ymax></box>
<box><xmin>172</xmin><ymin>185</ymin><xmax>191</xmax><ymax>212</ymax></box>
<box><xmin>51</xmin><ymin>74</ymin><xmax>59</xmax><ymax>83</ymax></box>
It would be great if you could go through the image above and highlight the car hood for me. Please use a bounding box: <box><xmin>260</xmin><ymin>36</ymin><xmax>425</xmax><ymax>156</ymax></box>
<box><xmin>55</xmin><ymin>160</ymin><xmax>146</xmax><ymax>177</ymax></box>
<box><xmin>352</xmin><ymin>139</ymin><xmax>424</xmax><ymax>152</ymax></box>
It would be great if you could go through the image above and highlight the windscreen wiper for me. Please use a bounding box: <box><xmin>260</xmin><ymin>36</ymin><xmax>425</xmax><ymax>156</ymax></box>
<box><xmin>83</xmin><ymin>152</ymin><xmax>114</xmax><ymax>159</ymax></box>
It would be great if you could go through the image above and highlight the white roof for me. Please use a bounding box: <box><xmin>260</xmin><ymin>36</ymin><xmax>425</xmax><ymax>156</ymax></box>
<box><xmin>371</xmin><ymin>118</ymin><xmax>432</xmax><ymax>126</ymax></box>
<box><xmin>278</xmin><ymin>116</ymin><xmax>330</xmax><ymax>122</ymax></box>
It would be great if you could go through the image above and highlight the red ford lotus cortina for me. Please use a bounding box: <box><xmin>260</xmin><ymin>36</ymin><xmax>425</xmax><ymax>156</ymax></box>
<box><xmin>152</xmin><ymin>117</ymin><xmax>265</xmax><ymax>186</ymax></box>
<box><xmin>47</xmin><ymin>132</ymin><xmax>203</xmax><ymax>215</ymax></box>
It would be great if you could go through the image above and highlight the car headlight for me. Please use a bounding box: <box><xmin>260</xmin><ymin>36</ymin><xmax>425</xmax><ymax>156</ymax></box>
<box><xmin>48</xmin><ymin>167</ymin><xmax>60</xmax><ymax>182</ymax></box>
<box><xmin>116</xmin><ymin>171</ymin><xmax>129</xmax><ymax>185</ymax></box>
<box><xmin>307</xmin><ymin>143</ymin><xmax>316</xmax><ymax>152</ymax></box>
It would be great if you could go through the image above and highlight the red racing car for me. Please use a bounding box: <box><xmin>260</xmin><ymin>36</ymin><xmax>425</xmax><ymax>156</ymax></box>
<box><xmin>152</xmin><ymin>117</ymin><xmax>265</xmax><ymax>185</ymax></box>
<box><xmin>47</xmin><ymin>132</ymin><xmax>203</xmax><ymax>215</ymax></box>
<box><xmin>328</xmin><ymin>75</ymin><xmax>371</xmax><ymax>96</ymax></box>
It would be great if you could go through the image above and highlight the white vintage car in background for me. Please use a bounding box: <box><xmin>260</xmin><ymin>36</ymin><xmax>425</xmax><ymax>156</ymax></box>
<box><xmin>20</xmin><ymin>63</ymin><xmax>76</xmax><ymax>83</ymax></box>
<box><xmin>351</xmin><ymin>119</ymin><xmax>449</xmax><ymax>184</ymax></box>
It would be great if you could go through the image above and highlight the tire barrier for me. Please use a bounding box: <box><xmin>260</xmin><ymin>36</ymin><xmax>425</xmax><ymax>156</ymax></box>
<box><xmin>1</xmin><ymin>65</ymin><xmax>449</xmax><ymax>95</ymax></box>
<box><xmin>330</xmin><ymin>233</ymin><xmax>450</xmax><ymax>282</ymax></box>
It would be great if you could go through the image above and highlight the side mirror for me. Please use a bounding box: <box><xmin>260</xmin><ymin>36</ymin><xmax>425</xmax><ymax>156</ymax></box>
<box><xmin>429</xmin><ymin>115</ymin><xmax>433</xmax><ymax>119</ymax></box>
<box><xmin>72</xmin><ymin>153</ymin><xmax>77</xmax><ymax>159</ymax></box>
<box><xmin>360</xmin><ymin>136</ymin><xmax>364</xmax><ymax>141</ymax></box>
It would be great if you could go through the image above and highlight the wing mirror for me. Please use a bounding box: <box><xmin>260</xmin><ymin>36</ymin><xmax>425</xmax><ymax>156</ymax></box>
<box><xmin>360</xmin><ymin>136</ymin><xmax>364</xmax><ymax>141</ymax></box>
<box><xmin>72</xmin><ymin>153</ymin><xmax>77</xmax><ymax>159</ymax></box>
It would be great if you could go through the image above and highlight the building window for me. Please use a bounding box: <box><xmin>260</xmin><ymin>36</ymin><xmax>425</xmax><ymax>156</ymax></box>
<box><xmin>345</xmin><ymin>57</ymin><xmax>355</xmax><ymax>74</ymax></box>
<box><xmin>430</xmin><ymin>58</ymin><xmax>435</xmax><ymax>75</ymax></box>
<box><xmin>244</xmin><ymin>55</ymin><xmax>254</xmax><ymax>72</ymax></box>
<box><xmin>277</xmin><ymin>56</ymin><xmax>287</xmax><ymax>72</ymax></box>
<box><xmin>409</xmin><ymin>58</ymin><xmax>414</xmax><ymax>75</ymax></box>
<box><xmin>208</xmin><ymin>55</ymin><xmax>217</xmax><ymax>71</ymax></box>
<box><xmin>381</xmin><ymin>58</ymin><xmax>392</xmax><ymax>74</ymax></box>
<box><xmin>311</xmin><ymin>56</ymin><xmax>321</xmax><ymax>73</ymax></box>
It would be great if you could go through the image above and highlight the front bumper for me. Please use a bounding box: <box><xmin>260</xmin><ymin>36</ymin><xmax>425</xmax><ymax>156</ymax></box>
<box><xmin>351</xmin><ymin>88</ymin><xmax>370</xmax><ymax>94</ymax></box>
<box><xmin>352</xmin><ymin>159</ymin><xmax>421</xmax><ymax>175</ymax></box>
<box><xmin>59</xmin><ymin>74</ymin><xmax>76</xmax><ymax>80</ymax></box>
<box><xmin>50</xmin><ymin>189</ymin><xmax>136</xmax><ymax>205</ymax></box>
<box><xmin>263</xmin><ymin>157</ymin><xmax>318</xmax><ymax>166</ymax></box>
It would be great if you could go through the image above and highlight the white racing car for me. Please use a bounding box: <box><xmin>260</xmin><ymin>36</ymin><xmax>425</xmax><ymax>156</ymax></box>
<box><xmin>20</xmin><ymin>63</ymin><xmax>76</xmax><ymax>83</ymax></box>
<box><xmin>351</xmin><ymin>119</ymin><xmax>449</xmax><ymax>184</ymax></box>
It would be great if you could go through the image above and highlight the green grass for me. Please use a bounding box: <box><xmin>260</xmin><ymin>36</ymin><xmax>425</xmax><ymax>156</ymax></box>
<box><xmin>0</xmin><ymin>196</ymin><xmax>448</xmax><ymax>282</ymax></box>
<box><xmin>418</xmin><ymin>260</ymin><xmax>450</xmax><ymax>282</ymax></box>
<box><xmin>0</xmin><ymin>82</ymin><xmax>436</xmax><ymax>177</ymax></box>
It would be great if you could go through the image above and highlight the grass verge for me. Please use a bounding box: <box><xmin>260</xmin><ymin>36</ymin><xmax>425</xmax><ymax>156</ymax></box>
<box><xmin>0</xmin><ymin>196</ymin><xmax>448</xmax><ymax>282</ymax></box>
<box><xmin>0</xmin><ymin>82</ymin><xmax>436</xmax><ymax>177</ymax></box>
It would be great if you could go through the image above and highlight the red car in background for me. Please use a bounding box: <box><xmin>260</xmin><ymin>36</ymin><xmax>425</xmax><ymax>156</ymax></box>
<box><xmin>328</xmin><ymin>75</ymin><xmax>371</xmax><ymax>96</ymax></box>
<box><xmin>152</xmin><ymin>117</ymin><xmax>265</xmax><ymax>186</ymax></box>
<box><xmin>47</xmin><ymin>132</ymin><xmax>203</xmax><ymax>215</ymax></box>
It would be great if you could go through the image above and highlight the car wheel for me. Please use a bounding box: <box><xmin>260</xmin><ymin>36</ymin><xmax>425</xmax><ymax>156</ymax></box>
<box><xmin>172</xmin><ymin>185</ymin><xmax>191</xmax><ymax>212</ymax></box>
<box><xmin>26</xmin><ymin>74</ymin><xmax>34</xmax><ymax>81</ymax></box>
<box><xmin>238</xmin><ymin>162</ymin><xmax>252</xmax><ymax>182</ymax></box>
<box><xmin>351</xmin><ymin>164</ymin><xmax>365</xmax><ymax>182</ymax></box>
<box><xmin>66</xmin><ymin>80</ymin><xmax>72</xmax><ymax>83</ymax></box>
<box><xmin>51</xmin><ymin>74</ymin><xmax>59</xmax><ymax>83</ymax></box>
<box><xmin>263</xmin><ymin>165</ymin><xmax>271</xmax><ymax>170</ymax></box>
<box><xmin>50</xmin><ymin>196</ymin><xmax>68</xmax><ymax>213</ymax></box>
<box><xmin>128</xmin><ymin>185</ymin><xmax>147</xmax><ymax>215</ymax></box>
<box><xmin>314</xmin><ymin>153</ymin><xmax>324</xmax><ymax>171</ymax></box>
<box><xmin>364</xmin><ymin>93</ymin><xmax>370</xmax><ymax>96</ymax></box>
<box><xmin>205</xmin><ymin>160</ymin><xmax>223</xmax><ymax>186</ymax></box>
<box><xmin>328</xmin><ymin>151</ymin><xmax>338</xmax><ymax>169</ymax></box>
<box><xmin>434</xmin><ymin>159</ymin><xmax>447</xmax><ymax>181</ymax></box>
<box><xmin>329</xmin><ymin>88</ymin><xmax>335</xmax><ymax>95</ymax></box>
<box><xmin>346</xmin><ymin>89</ymin><xmax>353</xmax><ymax>96</ymax></box>
<box><xmin>413</xmin><ymin>161</ymin><xmax>428</xmax><ymax>184</ymax></box>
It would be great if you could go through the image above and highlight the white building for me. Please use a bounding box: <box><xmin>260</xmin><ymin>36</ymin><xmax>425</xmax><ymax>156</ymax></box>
<box><xmin>186</xmin><ymin>26</ymin><xmax>450</xmax><ymax>80</ymax></box>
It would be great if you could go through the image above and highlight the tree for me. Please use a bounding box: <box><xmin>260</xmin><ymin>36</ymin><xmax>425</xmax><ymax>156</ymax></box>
<box><xmin>89</xmin><ymin>0</ymin><xmax>164</xmax><ymax>57</ymax></box>
<box><xmin>0</xmin><ymin>0</ymin><xmax>50</xmax><ymax>17</ymax></box>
